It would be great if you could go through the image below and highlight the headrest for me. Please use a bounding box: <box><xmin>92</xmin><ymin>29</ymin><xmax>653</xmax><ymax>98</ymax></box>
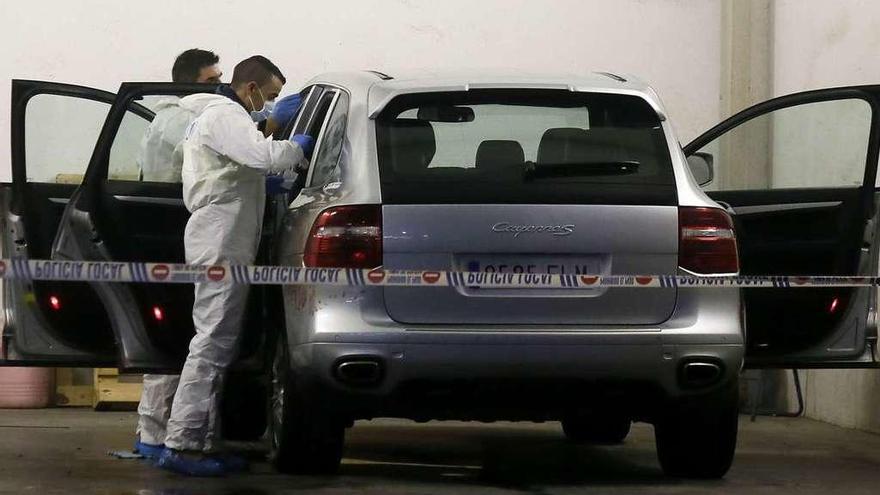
<box><xmin>475</xmin><ymin>140</ymin><xmax>525</xmax><ymax>171</ymax></box>
<box><xmin>386</xmin><ymin>119</ymin><xmax>436</xmax><ymax>173</ymax></box>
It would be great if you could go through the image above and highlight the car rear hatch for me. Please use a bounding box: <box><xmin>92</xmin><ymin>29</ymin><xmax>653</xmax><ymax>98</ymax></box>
<box><xmin>375</xmin><ymin>89</ymin><xmax>679</xmax><ymax>326</ymax></box>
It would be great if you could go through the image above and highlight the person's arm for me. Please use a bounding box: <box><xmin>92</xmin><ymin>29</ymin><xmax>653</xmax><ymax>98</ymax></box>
<box><xmin>202</xmin><ymin>112</ymin><xmax>305</xmax><ymax>174</ymax></box>
<box><xmin>264</xmin><ymin>94</ymin><xmax>303</xmax><ymax>138</ymax></box>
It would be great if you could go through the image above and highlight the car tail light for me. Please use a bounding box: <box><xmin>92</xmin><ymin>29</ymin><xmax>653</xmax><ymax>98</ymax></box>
<box><xmin>304</xmin><ymin>205</ymin><xmax>382</xmax><ymax>268</ymax></box>
<box><xmin>679</xmin><ymin>207</ymin><xmax>739</xmax><ymax>274</ymax></box>
<box><xmin>48</xmin><ymin>295</ymin><xmax>62</xmax><ymax>311</ymax></box>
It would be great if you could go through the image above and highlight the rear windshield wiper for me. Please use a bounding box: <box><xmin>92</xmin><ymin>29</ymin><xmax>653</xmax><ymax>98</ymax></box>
<box><xmin>524</xmin><ymin>161</ymin><xmax>640</xmax><ymax>180</ymax></box>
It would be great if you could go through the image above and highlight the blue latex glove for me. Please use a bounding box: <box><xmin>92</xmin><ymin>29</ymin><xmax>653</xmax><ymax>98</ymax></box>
<box><xmin>292</xmin><ymin>134</ymin><xmax>315</xmax><ymax>159</ymax></box>
<box><xmin>265</xmin><ymin>175</ymin><xmax>287</xmax><ymax>195</ymax></box>
<box><xmin>270</xmin><ymin>93</ymin><xmax>303</xmax><ymax>127</ymax></box>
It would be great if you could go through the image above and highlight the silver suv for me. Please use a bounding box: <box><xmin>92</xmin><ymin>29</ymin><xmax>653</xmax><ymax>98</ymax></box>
<box><xmin>274</xmin><ymin>71</ymin><xmax>742</xmax><ymax>477</ymax></box>
<box><xmin>4</xmin><ymin>73</ymin><xmax>879</xmax><ymax>479</ymax></box>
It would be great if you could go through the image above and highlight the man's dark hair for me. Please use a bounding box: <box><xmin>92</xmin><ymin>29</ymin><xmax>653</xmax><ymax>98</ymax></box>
<box><xmin>172</xmin><ymin>49</ymin><xmax>219</xmax><ymax>83</ymax></box>
<box><xmin>231</xmin><ymin>55</ymin><xmax>286</xmax><ymax>88</ymax></box>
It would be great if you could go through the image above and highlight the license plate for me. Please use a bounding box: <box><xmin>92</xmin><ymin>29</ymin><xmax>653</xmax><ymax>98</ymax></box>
<box><xmin>462</xmin><ymin>255</ymin><xmax>600</xmax><ymax>275</ymax></box>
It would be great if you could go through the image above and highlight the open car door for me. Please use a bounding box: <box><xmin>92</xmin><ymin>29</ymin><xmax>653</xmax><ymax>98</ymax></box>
<box><xmin>49</xmin><ymin>82</ymin><xmax>228</xmax><ymax>372</ymax></box>
<box><xmin>50</xmin><ymin>82</ymin><xmax>276</xmax><ymax>374</ymax></box>
<box><xmin>1</xmin><ymin>80</ymin><xmax>121</xmax><ymax>366</ymax></box>
<box><xmin>684</xmin><ymin>86</ymin><xmax>880</xmax><ymax>368</ymax></box>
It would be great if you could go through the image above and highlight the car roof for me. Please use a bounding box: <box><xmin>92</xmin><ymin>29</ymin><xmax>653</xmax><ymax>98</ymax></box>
<box><xmin>302</xmin><ymin>70</ymin><xmax>666</xmax><ymax>120</ymax></box>
<box><xmin>306</xmin><ymin>69</ymin><xmax>650</xmax><ymax>91</ymax></box>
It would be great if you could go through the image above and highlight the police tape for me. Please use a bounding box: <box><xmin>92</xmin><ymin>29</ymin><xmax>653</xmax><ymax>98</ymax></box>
<box><xmin>1</xmin><ymin>258</ymin><xmax>879</xmax><ymax>289</ymax></box>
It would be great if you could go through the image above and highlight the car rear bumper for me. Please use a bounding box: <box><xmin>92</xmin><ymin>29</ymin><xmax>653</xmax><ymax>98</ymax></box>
<box><xmin>288</xmin><ymin>333</ymin><xmax>744</xmax><ymax>422</ymax></box>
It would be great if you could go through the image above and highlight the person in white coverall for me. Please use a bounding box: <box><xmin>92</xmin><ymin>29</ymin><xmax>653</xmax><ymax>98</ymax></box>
<box><xmin>135</xmin><ymin>49</ymin><xmax>223</xmax><ymax>458</ymax></box>
<box><xmin>137</xmin><ymin>49</ymin><xmax>223</xmax><ymax>182</ymax></box>
<box><xmin>154</xmin><ymin>55</ymin><xmax>313</xmax><ymax>477</ymax></box>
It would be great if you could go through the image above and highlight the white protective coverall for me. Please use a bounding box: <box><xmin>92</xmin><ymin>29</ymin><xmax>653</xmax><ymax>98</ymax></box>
<box><xmin>136</xmin><ymin>97</ymin><xmax>192</xmax><ymax>182</ymax></box>
<box><xmin>135</xmin><ymin>97</ymin><xmax>199</xmax><ymax>446</ymax></box>
<box><xmin>137</xmin><ymin>374</ymin><xmax>181</xmax><ymax>446</ymax></box>
<box><xmin>163</xmin><ymin>92</ymin><xmax>305</xmax><ymax>452</ymax></box>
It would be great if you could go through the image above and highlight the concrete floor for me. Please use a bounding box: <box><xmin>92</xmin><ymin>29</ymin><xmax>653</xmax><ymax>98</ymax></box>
<box><xmin>0</xmin><ymin>409</ymin><xmax>878</xmax><ymax>494</ymax></box>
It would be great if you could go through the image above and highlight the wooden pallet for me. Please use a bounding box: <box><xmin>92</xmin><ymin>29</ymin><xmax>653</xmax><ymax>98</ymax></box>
<box><xmin>54</xmin><ymin>368</ymin><xmax>143</xmax><ymax>409</ymax></box>
<box><xmin>54</xmin><ymin>368</ymin><xmax>93</xmax><ymax>407</ymax></box>
<box><xmin>93</xmin><ymin>368</ymin><xmax>143</xmax><ymax>410</ymax></box>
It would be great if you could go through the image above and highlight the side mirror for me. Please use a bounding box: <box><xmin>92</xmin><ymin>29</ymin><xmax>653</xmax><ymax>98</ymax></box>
<box><xmin>687</xmin><ymin>152</ymin><xmax>714</xmax><ymax>187</ymax></box>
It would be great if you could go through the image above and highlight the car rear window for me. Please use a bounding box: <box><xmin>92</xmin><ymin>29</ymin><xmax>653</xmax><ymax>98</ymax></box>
<box><xmin>375</xmin><ymin>89</ymin><xmax>677</xmax><ymax>205</ymax></box>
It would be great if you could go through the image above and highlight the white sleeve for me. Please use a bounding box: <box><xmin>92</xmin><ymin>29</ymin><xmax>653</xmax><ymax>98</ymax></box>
<box><xmin>202</xmin><ymin>111</ymin><xmax>305</xmax><ymax>174</ymax></box>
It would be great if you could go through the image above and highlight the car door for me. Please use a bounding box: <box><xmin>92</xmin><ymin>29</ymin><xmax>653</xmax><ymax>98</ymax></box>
<box><xmin>684</xmin><ymin>86</ymin><xmax>880</xmax><ymax>368</ymax></box>
<box><xmin>1</xmin><ymin>80</ymin><xmax>126</xmax><ymax>366</ymax></box>
<box><xmin>267</xmin><ymin>85</ymin><xmax>350</xmax><ymax>347</ymax></box>
<box><xmin>50</xmin><ymin>82</ymin><xmax>220</xmax><ymax>372</ymax></box>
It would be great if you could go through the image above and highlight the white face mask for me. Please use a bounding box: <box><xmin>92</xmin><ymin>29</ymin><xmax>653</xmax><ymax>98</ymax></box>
<box><xmin>248</xmin><ymin>87</ymin><xmax>275</xmax><ymax>122</ymax></box>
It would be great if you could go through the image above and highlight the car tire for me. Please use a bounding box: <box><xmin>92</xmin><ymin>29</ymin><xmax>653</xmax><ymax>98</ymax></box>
<box><xmin>654</xmin><ymin>382</ymin><xmax>739</xmax><ymax>479</ymax></box>
<box><xmin>561</xmin><ymin>414</ymin><xmax>631</xmax><ymax>444</ymax></box>
<box><xmin>268</xmin><ymin>332</ymin><xmax>345</xmax><ymax>475</ymax></box>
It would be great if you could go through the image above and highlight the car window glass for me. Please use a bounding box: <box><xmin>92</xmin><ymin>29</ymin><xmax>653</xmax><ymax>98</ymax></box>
<box><xmin>286</xmin><ymin>86</ymin><xmax>323</xmax><ymax>138</ymax></box>
<box><xmin>109</xmin><ymin>95</ymin><xmax>187</xmax><ymax>182</ymax></box>
<box><xmin>305</xmin><ymin>91</ymin><xmax>337</xmax><ymax>138</ymax></box>
<box><xmin>694</xmin><ymin>98</ymin><xmax>872</xmax><ymax>191</ymax></box>
<box><xmin>25</xmin><ymin>94</ymin><xmax>110</xmax><ymax>184</ymax></box>
<box><xmin>309</xmin><ymin>92</ymin><xmax>349</xmax><ymax>187</ymax></box>
<box><xmin>375</xmin><ymin>90</ymin><xmax>673</xmax><ymax>205</ymax></box>
<box><xmin>398</xmin><ymin>105</ymin><xmax>589</xmax><ymax>168</ymax></box>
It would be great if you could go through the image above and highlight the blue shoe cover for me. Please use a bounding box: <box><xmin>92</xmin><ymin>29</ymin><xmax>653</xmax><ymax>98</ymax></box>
<box><xmin>157</xmin><ymin>448</ymin><xmax>228</xmax><ymax>477</ymax></box>
<box><xmin>133</xmin><ymin>439</ymin><xmax>165</xmax><ymax>460</ymax></box>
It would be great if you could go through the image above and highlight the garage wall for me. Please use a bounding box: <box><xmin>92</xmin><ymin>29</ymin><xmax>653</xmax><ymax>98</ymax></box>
<box><xmin>774</xmin><ymin>0</ymin><xmax>880</xmax><ymax>95</ymax></box>
<box><xmin>0</xmin><ymin>0</ymin><xmax>722</xmax><ymax>182</ymax></box>
<box><xmin>772</xmin><ymin>0</ymin><xmax>880</xmax><ymax>435</ymax></box>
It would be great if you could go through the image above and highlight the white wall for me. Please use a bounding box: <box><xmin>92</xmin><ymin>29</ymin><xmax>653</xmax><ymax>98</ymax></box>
<box><xmin>0</xmin><ymin>0</ymin><xmax>722</xmax><ymax>182</ymax></box>
<box><xmin>775</xmin><ymin>0</ymin><xmax>880</xmax><ymax>95</ymax></box>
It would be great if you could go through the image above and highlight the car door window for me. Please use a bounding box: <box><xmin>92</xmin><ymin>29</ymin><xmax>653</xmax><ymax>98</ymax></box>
<box><xmin>25</xmin><ymin>94</ymin><xmax>111</xmax><ymax>184</ymax></box>
<box><xmin>693</xmin><ymin>98</ymin><xmax>872</xmax><ymax>191</ymax></box>
<box><xmin>283</xmin><ymin>86</ymin><xmax>323</xmax><ymax>139</ymax></box>
<box><xmin>304</xmin><ymin>90</ymin><xmax>338</xmax><ymax>137</ymax></box>
<box><xmin>308</xmin><ymin>92</ymin><xmax>349</xmax><ymax>187</ymax></box>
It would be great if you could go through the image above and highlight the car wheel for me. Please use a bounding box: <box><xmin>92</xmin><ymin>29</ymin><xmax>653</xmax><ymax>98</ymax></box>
<box><xmin>268</xmin><ymin>332</ymin><xmax>345</xmax><ymax>475</ymax></box>
<box><xmin>654</xmin><ymin>382</ymin><xmax>739</xmax><ymax>478</ymax></box>
<box><xmin>561</xmin><ymin>414</ymin><xmax>631</xmax><ymax>444</ymax></box>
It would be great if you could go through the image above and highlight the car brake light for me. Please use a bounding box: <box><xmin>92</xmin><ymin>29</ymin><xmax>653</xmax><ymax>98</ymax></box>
<box><xmin>48</xmin><ymin>295</ymin><xmax>62</xmax><ymax>311</ymax></box>
<box><xmin>679</xmin><ymin>207</ymin><xmax>739</xmax><ymax>274</ymax></box>
<box><xmin>304</xmin><ymin>205</ymin><xmax>382</xmax><ymax>268</ymax></box>
<box><xmin>152</xmin><ymin>305</ymin><xmax>165</xmax><ymax>322</ymax></box>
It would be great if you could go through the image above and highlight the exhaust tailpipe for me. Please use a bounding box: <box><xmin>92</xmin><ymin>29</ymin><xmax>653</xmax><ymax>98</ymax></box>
<box><xmin>680</xmin><ymin>360</ymin><xmax>723</xmax><ymax>389</ymax></box>
<box><xmin>335</xmin><ymin>358</ymin><xmax>383</xmax><ymax>386</ymax></box>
